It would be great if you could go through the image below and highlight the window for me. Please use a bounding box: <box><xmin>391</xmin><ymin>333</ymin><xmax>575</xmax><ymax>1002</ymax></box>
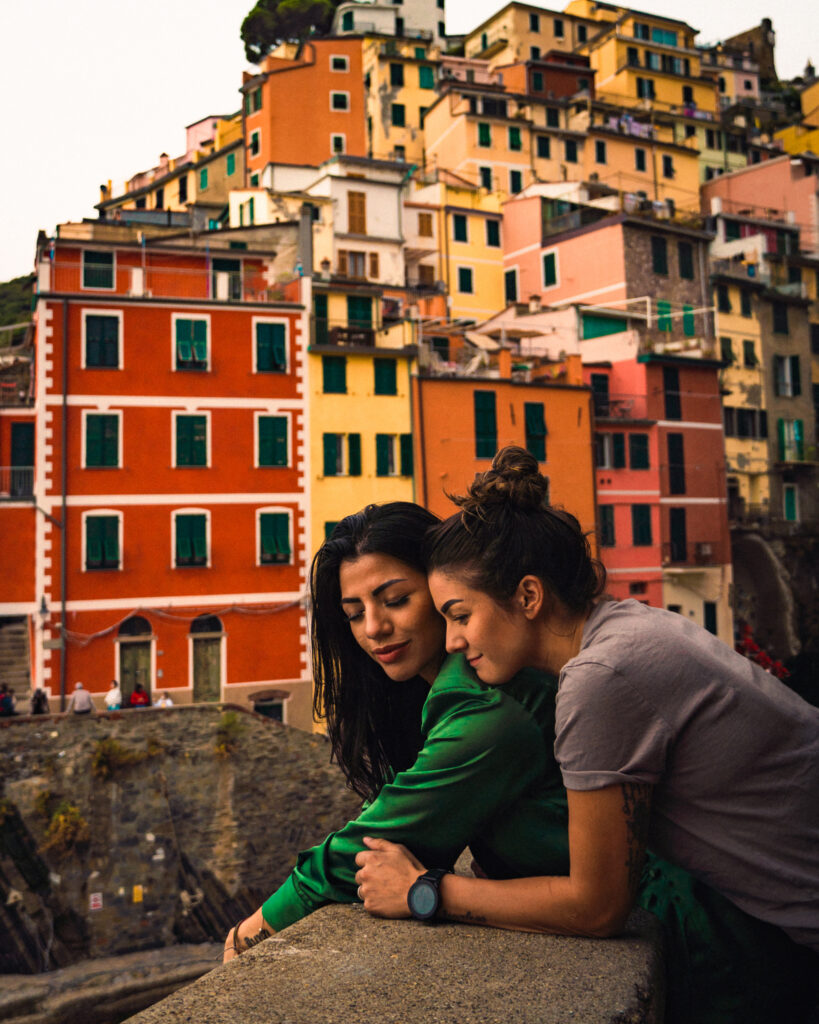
<box><xmin>531</xmin><ymin>52</ymin><xmax>542</xmax><ymax>68</ymax></box>
<box><xmin>390</xmin><ymin>62</ymin><xmax>404</xmax><ymax>86</ymax></box>
<box><xmin>486</xmin><ymin>220</ymin><xmax>500</xmax><ymax>247</ymax></box>
<box><xmin>773</xmin><ymin>355</ymin><xmax>801</xmax><ymax>397</ymax></box>
<box><xmin>85</xmin><ymin>413</ymin><xmax>119</xmax><ymax>468</ymax></box>
<box><xmin>85</xmin><ymin>515</ymin><xmax>120</xmax><ymax>570</ymax></box>
<box><xmin>84</xmin><ymin>313</ymin><xmax>119</xmax><ymax>367</ymax></box>
<box><xmin>331</xmin><ymin>91</ymin><xmax>349</xmax><ymax>110</ymax></box>
<box><xmin>669</xmin><ymin>507</ymin><xmax>687</xmax><ymax>562</ymax></box>
<box><xmin>542</xmin><ymin>251</ymin><xmax>557</xmax><ymax>288</ymax></box>
<box><xmin>629</xmin><ymin>433</ymin><xmax>649</xmax><ymax>469</ymax></box>
<box><xmin>509</xmin><ymin>169</ymin><xmax>523</xmax><ymax>193</ymax></box>
<box><xmin>82</xmin><ymin>250</ymin><xmax>114</xmax><ymax>289</ymax></box>
<box><xmin>636</xmin><ymin>77</ymin><xmax>655</xmax><ymax>100</ymax></box>
<box><xmin>662</xmin><ymin>154</ymin><xmax>674</xmax><ymax>179</ymax></box>
<box><xmin>174</xmin><ymin>317</ymin><xmax>208</xmax><ymax>370</ymax></box>
<box><xmin>720</xmin><ymin>337</ymin><xmax>734</xmax><ymax>363</ymax></box>
<box><xmin>529</xmin><ymin>12</ymin><xmax>539</xmax><ymax>31</ymax></box>
<box><xmin>179</xmin><ymin>175</ymin><xmax>188</xmax><ymax>203</ymax></box>
<box><xmin>783</xmin><ymin>483</ymin><xmax>799</xmax><ymax>522</ymax></box>
<box><xmin>437</xmin><ymin>21</ymin><xmax>445</xmax><ymax>37</ymax></box>
<box><xmin>255</xmin><ymin>321</ymin><xmax>287</xmax><ymax>372</ymax></box>
<box><xmin>418</xmin><ymin>264</ymin><xmax>435</xmax><ymax>286</ymax></box>
<box><xmin>536</xmin><ymin>135</ymin><xmax>550</xmax><ymax>158</ymax></box>
<box><xmin>376</xmin><ymin>434</ymin><xmax>399</xmax><ymax>476</ymax></box>
<box><xmin>553</xmin><ymin>17</ymin><xmax>564</xmax><ymax>37</ymax></box>
<box><xmin>657</xmin><ymin>300</ymin><xmax>673</xmax><ymax>332</ymax></box>
<box><xmin>742</xmin><ymin>340</ymin><xmax>757</xmax><ymax>367</ymax></box>
<box><xmin>175</xmin><ymin>513</ymin><xmax>207</xmax><ymax>567</ymax></box>
<box><xmin>716</xmin><ymin>283</ymin><xmax>731</xmax><ymax>313</ymax></box>
<box><xmin>599</xmin><ymin>506</ymin><xmax>615</xmax><ymax>547</ymax></box>
<box><xmin>635</xmin><ymin>147</ymin><xmax>646</xmax><ymax>172</ymax></box>
<box><xmin>331</xmin><ymin>133</ymin><xmax>346</xmax><ymax>154</ymax></box>
<box><xmin>682</xmin><ymin>304</ymin><xmax>695</xmax><ymax>337</ymax></box>
<box><xmin>480</xmin><ymin>166</ymin><xmax>493</xmax><ymax>189</ymax></box>
<box><xmin>394</xmin><ymin>145</ymin><xmax>406</xmax><ymax>161</ymax></box>
<box><xmin>777</xmin><ymin>419</ymin><xmax>804</xmax><ymax>462</ymax></box>
<box><xmin>595</xmin><ymin>432</ymin><xmax>625</xmax><ymax>469</ymax></box>
<box><xmin>347</xmin><ymin>294</ymin><xmax>372</xmax><ymax>327</ymax></box>
<box><xmin>627</xmin><ymin>46</ymin><xmax>640</xmax><ymax>66</ymax></box>
<box><xmin>678</xmin><ymin>241</ymin><xmax>694</xmax><ymax>280</ymax></box>
<box><xmin>323</xmin><ymin>355</ymin><xmax>347</xmax><ymax>394</ymax></box>
<box><xmin>508</xmin><ymin>126</ymin><xmax>522</xmax><ymax>151</ymax></box>
<box><xmin>651</xmin><ymin>236</ymin><xmax>668</xmax><ymax>275</ymax></box>
<box><xmin>175</xmin><ymin>415</ymin><xmax>207</xmax><ymax>467</ymax></box>
<box><xmin>546</xmin><ymin>107</ymin><xmax>559</xmax><ymax>127</ymax></box>
<box><xmin>259</xmin><ymin>512</ymin><xmax>291</xmax><ymax>564</ymax></box>
<box><xmin>682</xmin><ymin>85</ymin><xmax>693</xmax><ymax>105</ymax></box>
<box><xmin>323</xmin><ymin>432</ymin><xmax>361</xmax><ymax>476</ymax></box>
<box><xmin>249</xmin><ymin>130</ymin><xmax>260</xmax><ymax>156</ymax></box>
<box><xmin>772</xmin><ymin>302</ymin><xmax>788</xmax><ymax>334</ymax></box>
<box><xmin>663</xmin><ymin>366</ymin><xmax>681</xmax><ymax>420</ymax></box>
<box><xmin>474</xmin><ymin>391</ymin><xmax>497</xmax><ymax>458</ymax></box>
<box><xmin>342</xmin><ymin>9</ymin><xmax>353</xmax><ymax>29</ymax></box>
<box><xmin>595</xmin><ymin>139</ymin><xmax>606</xmax><ymax>164</ymax></box>
<box><xmin>524</xmin><ymin>402</ymin><xmax>547</xmax><ymax>461</ymax></box>
<box><xmin>577</xmin><ymin>24</ymin><xmax>587</xmax><ymax>42</ymax></box>
<box><xmin>667</xmin><ymin>433</ymin><xmax>686</xmax><ymax>494</ymax></box>
<box><xmin>418</xmin><ymin>211</ymin><xmax>433</xmax><ymax>236</ymax></box>
<box><xmin>199</xmin><ymin>168</ymin><xmax>208</xmax><ymax>190</ymax></box>
<box><xmin>374</xmin><ymin>358</ymin><xmax>397</xmax><ymax>395</ymax></box>
<box><xmin>331</xmin><ymin>55</ymin><xmax>349</xmax><ymax>71</ymax></box>
<box><xmin>390</xmin><ymin>102</ymin><xmax>406</xmax><ymax>127</ymax></box>
<box><xmin>419</xmin><ymin>65</ymin><xmax>435</xmax><ymax>88</ymax></box>
<box><xmin>226</xmin><ymin>153</ymin><xmax>235</xmax><ymax>176</ymax></box>
<box><xmin>458</xmin><ymin>267</ymin><xmax>474</xmax><ymax>293</ymax></box>
<box><xmin>478</xmin><ymin>123</ymin><xmax>491</xmax><ymax>147</ymax></box>
<box><xmin>652</xmin><ymin>27</ymin><xmax>677</xmax><ymax>46</ymax></box>
<box><xmin>633</xmin><ymin>21</ymin><xmax>650</xmax><ymax>39</ymax></box>
<box><xmin>504</xmin><ymin>269</ymin><xmax>518</xmax><ymax>303</ymax></box>
<box><xmin>739</xmin><ymin>289</ymin><xmax>752</xmax><ymax>317</ymax></box>
<box><xmin>453</xmin><ymin>214</ymin><xmax>468</xmax><ymax>242</ymax></box>
<box><xmin>252</xmin><ymin>87</ymin><xmax>262</xmax><ymax>111</ymax></box>
<box><xmin>565</xmin><ymin>139</ymin><xmax>578</xmax><ymax>162</ymax></box>
<box><xmin>348</xmin><ymin>191</ymin><xmax>366</xmax><ymax>234</ymax></box>
<box><xmin>631</xmin><ymin>505</ymin><xmax>652</xmax><ymax>546</ymax></box>
<box><xmin>258</xmin><ymin>416</ymin><xmax>288</xmax><ymax>467</ymax></box>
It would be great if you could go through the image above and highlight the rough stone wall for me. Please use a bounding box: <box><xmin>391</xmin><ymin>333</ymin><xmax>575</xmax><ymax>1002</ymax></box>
<box><xmin>0</xmin><ymin>706</ymin><xmax>361</xmax><ymax>973</ymax></box>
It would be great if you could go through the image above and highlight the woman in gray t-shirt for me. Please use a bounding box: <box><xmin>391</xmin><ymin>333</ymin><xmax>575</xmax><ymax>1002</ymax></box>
<box><xmin>355</xmin><ymin>446</ymin><xmax>819</xmax><ymax>1022</ymax></box>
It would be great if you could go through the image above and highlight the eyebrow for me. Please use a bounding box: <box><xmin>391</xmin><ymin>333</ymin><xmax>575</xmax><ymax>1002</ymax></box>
<box><xmin>340</xmin><ymin>577</ymin><xmax>409</xmax><ymax>605</ymax></box>
<box><xmin>441</xmin><ymin>598</ymin><xmax>463</xmax><ymax>614</ymax></box>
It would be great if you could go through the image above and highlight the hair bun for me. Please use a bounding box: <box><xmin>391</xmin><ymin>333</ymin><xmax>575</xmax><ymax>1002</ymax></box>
<box><xmin>456</xmin><ymin>446</ymin><xmax>548</xmax><ymax>513</ymax></box>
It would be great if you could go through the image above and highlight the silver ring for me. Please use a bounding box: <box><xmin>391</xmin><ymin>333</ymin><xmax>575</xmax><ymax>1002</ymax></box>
<box><xmin>357</xmin><ymin>886</ymin><xmax>364</xmax><ymax>900</ymax></box>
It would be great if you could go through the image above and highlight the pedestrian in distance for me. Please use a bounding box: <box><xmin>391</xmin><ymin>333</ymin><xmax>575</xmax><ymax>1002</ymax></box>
<box><xmin>154</xmin><ymin>692</ymin><xmax>173</xmax><ymax>708</ymax></box>
<box><xmin>30</xmin><ymin>688</ymin><xmax>49</xmax><ymax>715</ymax></box>
<box><xmin>128</xmin><ymin>682</ymin><xmax>150</xmax><ymax>708</ymax></box>
<box><xmin>66</xmin><ymin>682</ymin><xmax>94</xmax><ymax>715</ymax></box>
<box><xmin>104</xmin><ymin>679</ymin><xmax>122</xmax><ymax>711</ymax></box>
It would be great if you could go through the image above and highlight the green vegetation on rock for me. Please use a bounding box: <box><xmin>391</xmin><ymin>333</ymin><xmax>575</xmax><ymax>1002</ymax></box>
<box><xmin>241</xmin><ymin>0</ymin><xmax>337</xmax><ymax>62</ymax></box>
<box><xmin>42</xmin><ymin>800</ymin><xmax>90</xmax><ymax>855</ymax></box>
<box><xmin>0</xmin><ymin>274</ymin><xmax>35</xmax><ymax>345</ymax></box>
<box><xmin>215</xmin><ymin>710</ymin><xmax>246</xmax><ymax>756</ymax></box>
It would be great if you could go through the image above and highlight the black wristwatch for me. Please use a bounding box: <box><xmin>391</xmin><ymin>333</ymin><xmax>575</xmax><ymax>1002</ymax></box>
<box><xmin>407</xmin><ymin>868</ymin><xmax>450</xmax><ymax>921</ymax></box>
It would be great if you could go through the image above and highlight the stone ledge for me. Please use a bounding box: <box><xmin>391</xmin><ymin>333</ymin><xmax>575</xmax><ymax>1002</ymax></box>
<box><xmin>125</xmin><ymin>905</ymin><xmax>664</xmax><ymax>1024</ymax></box>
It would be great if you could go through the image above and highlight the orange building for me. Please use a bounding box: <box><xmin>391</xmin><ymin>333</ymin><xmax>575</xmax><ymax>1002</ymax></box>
<box><xmin>24</xmin><ymin>228</ymin><xmax>313</xmax><ymax>724</ymax></box>
<box><xmin>411</xmin><ymin>351</ymin><xmax>597</xmax><ymax>540</ymax></box>
<box><xmin>242</xmin><ymin>38</ymin><xmax>367</xmax><ymax>178</ymax></box>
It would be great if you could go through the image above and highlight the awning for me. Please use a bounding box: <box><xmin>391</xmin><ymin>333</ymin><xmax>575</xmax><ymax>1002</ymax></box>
<box><xmin>465</xmin><ymin>331</ymin><xmax>501</xmax><ymax>351</ymax></box>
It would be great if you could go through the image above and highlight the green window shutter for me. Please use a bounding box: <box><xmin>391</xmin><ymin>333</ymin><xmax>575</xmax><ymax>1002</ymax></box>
<box><xmin>599</xmin><ymin>506</ymin><xmax>615</xmax><ymax>547</ymax></box>
<box><xmin>348</xmin><ymin>433</ymin><xmax>362</xmax><ymax>476</ymax></box>
<box><xmin>486</xmin><ymin>220</ymin><xmax>500</xmax><ymax>247</ymax></box>
<box><xmin>453</xmin><ymin>214</ymin><xmax>467</xmax><ymax>242</ymax></box>
<box><xmin>260</xmin><ymin>513</ymin><xmax>289</xmax><ymax>562</ymax></box>
<box><xmin>324</xmin><ymin>521</ymin><xmax>339</xmax><ymax>539</ymax></box>
<box><xmin>478</xmin><ymin>123</ymin><xmax>491</xmax><ymax>146</ymax></box>
<box><xmin>400</xmin><ymin>433</ymin><xmax>413</xmax><ymax>476</ymax></box>
<box><xmin>347</xmin><ymin>295</ymin><xmax>372</xmax><ymax>328</ymax></box>
<box><xmin>86</xmin><ymin>519</ymin><xmax>103</xmax><ymax>567</ymax></box>
<box><xmin>777</xmin><ymin>418</ymin><xmax>786</xmax><ymax>461</ymax></box>
<box><xmin>192</xmin><ymin>416</ymin><xmax>206</xmax><ymax>465</ymax></box>
<box><xmin>323</xmin><ymin>433</ymin><xmax>339</xmax><ymax>476</ymax></box>
<box><xmin>419</xmin><ymin>65</ymin><xmax>434</xmax><ymax>88</ymax></box>
<box><xmin>259</xmin><ymin>417</ymin><xmax>287</xmax><ymax>467</ymax></box>
<box><xmin>226</xmin><ymin>153</ymin><xmax>235</xmax><ymax>176</ymax></box>
<box><xmin>374</xmin><ymin>359</ymin><xmax>397</xmax><ymax>395</ymax></box>
<box><xmin>524</xmin><ymin>402</ymin><xmax>547</xmax><ymax>461</ymax></box>
<box><xmin>257</xmin><ymin>322</ymin><xmax>286</xmax><ymax>371</ymax></box>
<box><xmin>176</xmin><ymin>416</ymin><xmax>190</xmax><ymax>466</ymax></box>
<box><xmin>314</xmin><ymin>294</ymin><xmax>328</xmax><ymax>346</ymax></box>
<box><xmin>275</xmin><ymin>514</ymin><xmax>291</xmax><ymax>558</ymax></box>
<box><xmin>177</xmin><ymin>416</ymin><xmax>206</xmax><ymax>466</ymax></box>
<box><xmin>629</xmin><ymin>433</ymin><xmax>649</xmax><ymax>469</ymax></box>
<box><xmin>612</xmin><ymin>432</ymin><xmax>626</xmax><ymax>468</ymax></box>
<box><xmin>682</xmin><ymin>304</ymin><xmax>695</xmax><ymax>337</ymax></box>
<box><xmin>101</xmin><ymin>415</ymin><xmax>118</xmax><ymax>466</ymax></box>
<box><xmin>83</xmin><ymin>251</ymin><xmax>114</xmax><ymax>289</ymax></box>
<box><xmin>678</xmin><ymin>241</ymin><xmax>694</xmax><ymax>279</ymax></box>
<box><xmin>86</xmin><ymin>415</ymin><xmax>102</xmax><ymax>467</ymax></box>
<box><xmin>651</xmin><ymin>236</ymin><xmax>668</xmax><ymax>275</ymax></box>
<box><xmin>103</xmin><ymin>517</ymin><xmax>119</xmax><ymax>565</ymax></box>
<box><xmin>176</xmin><ymin>515</ymin><xmax>206</xmax><ymax>564</ymax></box>
<box><xmin>791</xmin><ymin>356</ymin><xmax>801</xmax><ymax>397</ymax></box>
<box><xmin>376</xmin><ymin>434</ymin><xmax>391</xmax><ymax>476</ymax></box>
<box><xmin>323</xmin><ymin>355</ymin><xmax>347</xmax><ymax>393</ymax></box>
<box><xmin>794</xmin><ymin>419</ymin><xmax>804</xmax><ymax>460</ymax></box>
<box><xmin>543</xmin><ymin>252</ymin><xmax>556</xmax><ymax>286</ymax></box>
<box><xmin>509</xmin><ymin>127</ymin><xmax>521</xmax><ymax>150</ymax></box>
<box><xmin>474</xmin><ymin>391</ymin><xmax>497</xmax><ymax>458</ymax></box>
<box><xmin>657</xmin><ymin>299</ymin><xmax>672</xmax><ymax>332</ymax></box>
<box><xmin>192</xmin><ymin>319</ymin><xmax>207</xmax><ymax>362</ymax></box>
<box><xmin>176</xmin><ymin>319</ymin><xmax>193</xmax><ymax>363</ymax></box>
<box><xmin>200</xmin><ymin>168</ymin><xmax>208</xmax><ymax>190</ymax></box>
<box><xmin>86</xmin><ymin>314</ymin><xmax>119</xmax><ymax>366</ymax></box>
<box><xmin>632</xmin><ymin>505</ymin><xmax>652</xmax><ymax>546</ymax></box>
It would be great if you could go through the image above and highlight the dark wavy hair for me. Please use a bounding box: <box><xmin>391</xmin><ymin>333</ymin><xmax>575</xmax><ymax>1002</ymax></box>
<box><xmin>425</xmin><ymin>446</ymin><xmax>605</xmax><ymax>613</ymax></box>
<box><xmin>311</xmin><ymin>502</ymin><xmax>441</xmax><ymax>801</ymax></box>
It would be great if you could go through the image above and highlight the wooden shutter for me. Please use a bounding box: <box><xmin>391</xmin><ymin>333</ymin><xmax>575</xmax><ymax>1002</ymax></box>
<box><xmin>86</xmin><ymin>518</ymin><xmax>103</xmax><ymax>567</ymax></box>
<box><xmin>524</xmin><ymin>402</ymin><xmax>546</xmax><ymax>461</ymax></box>
<box><xmin>376</xmin><ymin>434</ymin><xmax>391</xmax><ymax>476</ymax></box>
<box><xmin>176</xmin><ymin>319</ymin><xmax>193</xmax><ymax>363</ymax></box>
<box><xmin>629</xmin><ymin>433</ymin><xmax>649</xmax><ymax>469</ymax></box>
<box><xmin>323</xmin><ymin>355</ymin><xmax>346</xmax><ymax>393</ymax></box>
<box><xmin>612</xmin><ymin>432</ymin><xmax>626</xmax><ymax>468</ymax></box>
<box><xmin>348</xmin><ymin>433</ymin><xmax>361</xmax><ymax>476</ymax></box>
<box><xmin>374</xmin><ymin>359</ymin><xmax>397</xmax><ymax>395</ymax></box>
<box><xmin>368</xmin><ymin>252</ymin><xmax>379</xmax><ymax>279</ymax></box>
<box><xmin>337</xmin><ymin>250</ymin><xmax>348</xmax><ymax>276</ymax></box>
<box><xmin>657</xmin><ymin>300</ymin><xmax>672</xmax><ymax>332</ymax></box>
<box><xmin>314</xmin><ymin>294</ymin><xmax>328</xmax><ymax>346</ymax></box>
<box><xmin>323</xmin><ymin>433</ymin><xmax>339</xmax><ymax>476</ymax></box>
<box><xmin>474</xmin><ymin>391</ymin><xmax>497</xmax><ymax>458</ymax></box>
<box><xmin>682</xmin><ymin>304</ymin><xmax>695</xmax><ymax>336</ymax></box>
<box><xmin>400</xmin><ymin>433</ymin><xmax>413</xmax><ymax>476</ymax></box>
<box><xmin>259</xmin><ymin>417</ymin><xmax>287</xmax><ymax>467</ymax></box>
<box><xmin>348</xmin><ymin>191</ymin><xmax>366</xmax><ymax>234</ymax></box>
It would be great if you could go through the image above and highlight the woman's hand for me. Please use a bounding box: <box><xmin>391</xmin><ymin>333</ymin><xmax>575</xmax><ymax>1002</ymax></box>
<box><xmin>354</xmin><ymin>836</ymin><xmax>426</xmax><ymax>917</ymax></box>
<box><xmin>222</xmin><ymin>907</ymin><xmax>274</xmax><ymax>963</ymax></box>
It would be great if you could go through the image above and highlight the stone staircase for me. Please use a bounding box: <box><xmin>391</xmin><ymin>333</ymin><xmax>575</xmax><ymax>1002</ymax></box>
<box><xmin>0</xmin><ymin>618</ymin><xmax>31</xmax><ymax>693</ymax></box>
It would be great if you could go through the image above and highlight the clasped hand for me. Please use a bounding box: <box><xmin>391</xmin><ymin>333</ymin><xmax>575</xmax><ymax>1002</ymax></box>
<box><xmin>354</xmin><ymin>836</ymin><xmax>426</xmax><ymax>917</ymax></box>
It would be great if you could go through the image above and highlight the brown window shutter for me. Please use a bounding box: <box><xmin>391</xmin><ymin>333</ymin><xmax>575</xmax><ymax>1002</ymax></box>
<box><xmin>338</xmin><ymin>250</ymin><xmax>348</xmax><ymax>276</ymax></box>
<box><xmin>348</xmin><ymin>191</ymin><xmax>366</xmax><ymax>234</ymax></box>
<box><xmin>369</xmin><ymin>252</ymin><xmax>379</xmax><ymax>278</ymax></box>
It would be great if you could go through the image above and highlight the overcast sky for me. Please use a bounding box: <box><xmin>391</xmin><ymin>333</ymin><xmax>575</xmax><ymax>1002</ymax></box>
<box><xmin>1</xmin><ymin>0</ymin><xmax>816</xmax><ymax>282</ymax></box>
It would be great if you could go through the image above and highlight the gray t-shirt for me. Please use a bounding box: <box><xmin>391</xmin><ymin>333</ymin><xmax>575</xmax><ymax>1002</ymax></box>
<box><xmin>554</xmin><ymin>598</ymin><xmax>819</xmax><ymax>951</ymax></box>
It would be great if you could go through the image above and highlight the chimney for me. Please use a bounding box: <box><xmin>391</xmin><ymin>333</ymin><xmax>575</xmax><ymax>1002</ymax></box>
<box><xmin>497</xmin><ymin>347</ymin><xmax>512</xmax><ymax>378</ymax></box>
<box><xmin>529</xmin><ymin>294</ymin><xmax>542</xmax><ymax>314</ymax></box>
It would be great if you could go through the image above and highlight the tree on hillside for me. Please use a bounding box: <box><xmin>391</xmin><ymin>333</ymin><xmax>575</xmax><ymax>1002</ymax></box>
<box><xmin>0</xmin><ymin>275</ymin><xmax>35</xmax><ymax>346</ymax></box>
<box><xmin>241</xmin><ymin>0</ymin><xmax>337</xmax><ymax>63</ymax></box>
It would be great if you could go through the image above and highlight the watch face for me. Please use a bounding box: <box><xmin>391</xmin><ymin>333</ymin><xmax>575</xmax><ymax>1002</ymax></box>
<box><xmin>410</xmin><ymin>879</ymin><xmax>437</xmax><ymax>918</ymax></box>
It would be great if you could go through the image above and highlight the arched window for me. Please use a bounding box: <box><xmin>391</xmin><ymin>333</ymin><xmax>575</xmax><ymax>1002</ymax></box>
<box><xmin>118</xmin><ymin>615</ymin><xmax>151</xmax><ymax>636</ymax></box>
<box><xmin>190</xmin><ymin>614</ymin><xmax>223</xmax><ymax>634</ymax></box>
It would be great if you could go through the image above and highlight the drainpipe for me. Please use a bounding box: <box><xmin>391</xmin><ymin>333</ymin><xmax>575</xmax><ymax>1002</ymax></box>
<box><xmin>415</xmin><ymin>370</ymin><xmax>428</xmax><ymax>508</ymax></box>
<box><xmin>60</xmin><ymin>299</ymin><xmax>68</xmax><ymax>711</ymax></box>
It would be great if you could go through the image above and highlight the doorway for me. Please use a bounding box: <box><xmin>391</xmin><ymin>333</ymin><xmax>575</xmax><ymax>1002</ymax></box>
<box><xmin>118</xmin><ymin>616</ymin><xmax>152</xmax><ymax>705</ymax></box>
<box><xmin>191</xmin><ymin>615</ymin><xmax>223</xmax><ymax>702</ymax></box>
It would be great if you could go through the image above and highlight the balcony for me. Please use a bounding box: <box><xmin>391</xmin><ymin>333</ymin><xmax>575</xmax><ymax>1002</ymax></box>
<box><xmin>0</xmin><ymin>375</ymin><xmax>33</xmax><ymax>407</ymax></box>
<box><xmin>662</xmin><ymin>540</ymin><xmax>719</xmax><ymax>568</ymax></box>
<box><xmin>0</xmin><ymin>467</ymin><xmax>34</xmax><ymax>500</ymax></box>
<box><xmin>592</xmin><ymin>392</ymin><xmax>650</xmax><ymax>420</ymax></box>
<box><xmin>313</xmin><ymin>319</ymin><xmax>376</xmax><ymax>348</ymax></box>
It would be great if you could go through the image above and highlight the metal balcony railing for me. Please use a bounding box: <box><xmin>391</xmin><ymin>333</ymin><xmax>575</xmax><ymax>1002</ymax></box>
<box><xmin>313</xmin><ymin>319</ymin><xmax>376</xmax><ymax>348</ymax></box>
<box><xmin>662</xmin><ymin>540</ymin><xmax>719</xmax><ymax>567</ymax></box>
<box><xmin>592</xmin><ymin>392</ymin><xmax>649</xmax><ymax>420</ymax></box>
<box><xmin>0</xmin><ymin>467</ymin><xmax>34</xmax><ymax>499</ymax></box>
<box><xmin>0</xmin><ymin>377</ymin><xmax>34</xmax><ymax>407</ymax></box>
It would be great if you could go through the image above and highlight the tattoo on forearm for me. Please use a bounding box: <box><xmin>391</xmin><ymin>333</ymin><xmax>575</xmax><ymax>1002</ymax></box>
<box><xmin>621</xmin><ymin>783</ymin><xmax>651</xmax><ymax>894</ymax></box>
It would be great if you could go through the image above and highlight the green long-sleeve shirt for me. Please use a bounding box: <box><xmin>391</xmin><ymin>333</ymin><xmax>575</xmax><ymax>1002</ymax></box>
<box><xmin>261</xmin><ymin>653</ymin><xmax>569</xmax><ymax>931</ymax></box>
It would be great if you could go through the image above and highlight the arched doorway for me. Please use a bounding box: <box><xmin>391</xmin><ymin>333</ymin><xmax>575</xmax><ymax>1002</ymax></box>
<box><xmin>190</xmin><ymin>614</ymin><xmax>223</xmax><ymax>702</ymax></box>
<box><xmin>118</xmin><ymin>616</ymin><xmax>152</xmax><ymax>705</ymax></box>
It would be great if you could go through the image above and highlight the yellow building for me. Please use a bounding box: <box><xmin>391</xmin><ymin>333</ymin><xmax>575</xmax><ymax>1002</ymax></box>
<box><xmin>465</xmin><ymin>2</ymin><xmax>596</xmax><ymax>66</ymax></box>
<box><xmin>801</xmin><ymin>79</ymin><xmax>819</xmax><ymax>128</ymax></box>
<box><xmin>774</xmin><ymin>122</ymin><xmax>819</xmax><ymax>158</ymax></box>
<box><xmin>362</xmin><ymin>36</ymin><xmax>441</xmax><ymax>164</ymax></box>
<box><xmin>405</xmin><ymin>175</ymin><xmax>505</xmax><ymax>321</ymax></box>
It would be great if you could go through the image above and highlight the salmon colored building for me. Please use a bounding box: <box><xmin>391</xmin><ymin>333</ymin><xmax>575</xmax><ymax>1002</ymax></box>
<box><xmin>242</xmin><ymin>38</ymin><xmax>367</xmax><ymax>177</ymax></box>
<box><xmin>25</xmin><ymin>228</ymin><xmax>313</xmax><ymax>725</ymax></box>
